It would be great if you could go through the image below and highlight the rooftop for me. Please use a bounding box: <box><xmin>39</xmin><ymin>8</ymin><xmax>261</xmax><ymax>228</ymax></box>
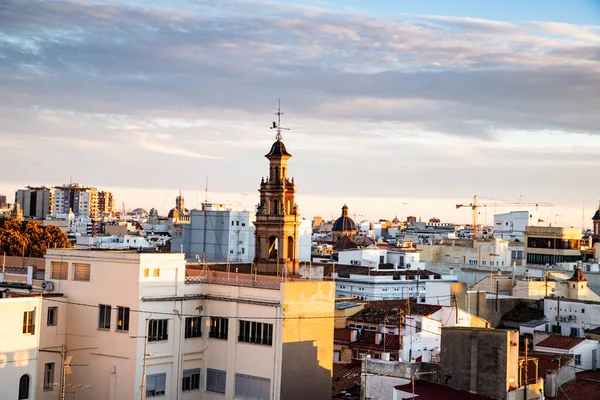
<box><xmin>332</xmin><ymin>362</ymin><xmax>361</xmax><ymax>400</ymax></box>
<box><xmin>536</xmin><ymin>335</ymin><xmax>585</xmax><ymax>350</ymax></box>
<box><xmin>501</xmin><ymin>300</ymin><xmax>544</xmax><ymax>323</ymax></box>
<box><xmin>334</xmin><ymin>265</ymin><xmax>441</xmax><ymax>279</ymax></box>
<box><xmin>394</xmin><ymin>380</ymin><xmax>496</xmax><ymax>400</ymax></box>
<box><xmin>334</xmin><ymin>327</ymin><xmax>401</xmax><ymax>352</ymax></box>
<box><xmin>556</xmin><ymin>378</ymin><xmax>600</xmax><ymax>400</ymax></box>
<box><xmin>348</xmin><ymin>300</ymin><xmax>442</xmax><ymax>325</ymax></box>
<box><xmin>335</xmin><ymin>301</ymin><xmax>364</xmax><ymax>310</ymax></box>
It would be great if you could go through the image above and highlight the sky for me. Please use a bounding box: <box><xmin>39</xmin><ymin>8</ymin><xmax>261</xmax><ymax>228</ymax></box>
<box><xmin>1</xmin><ymin>0</ymin><xmax>600</xmax><ymax>228</ymax></box>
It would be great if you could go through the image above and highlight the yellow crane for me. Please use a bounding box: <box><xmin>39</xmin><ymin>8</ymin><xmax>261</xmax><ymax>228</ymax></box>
<box><xmin>456</xmin><ymin>195</ymin><xmax>553</xmax><ymax>239</ymax></box>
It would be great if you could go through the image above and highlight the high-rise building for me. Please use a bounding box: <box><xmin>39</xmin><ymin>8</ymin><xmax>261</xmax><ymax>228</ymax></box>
<box><xmin>97</xmin><ymin>191</ymin><xmax>115</xmax><ymax>215</ymax></box>
<box><xmin>53</xmin><ymin>183</ymin><xmax>98</xmax><ymax>218</ymax></box>
<box><xmin>15</xmin><ymin>186</ymin><xmax>54</xmax><ymax>219</ymax></box>
<box><xmin>254</xmin><ymin>108</ymin><xmax>300</xmax><ymax>274</ymax></box>
<box><xmin>0</xmin><ymin>194</ymin><xmax>7</xmax><ymax>209</ymax></box>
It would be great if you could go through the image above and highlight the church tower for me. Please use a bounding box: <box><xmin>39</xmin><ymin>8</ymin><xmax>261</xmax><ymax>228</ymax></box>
<box><xmin>254</xmin><ymin>104</ymin><xmax>300</xmax><ymax>275</ymax></box>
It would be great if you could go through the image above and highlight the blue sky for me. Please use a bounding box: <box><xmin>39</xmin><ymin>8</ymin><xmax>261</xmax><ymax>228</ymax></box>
<box><xmin>303</xmin><ymin>0</ymin><xmax>600</xmax><ymax>24</ymax></box>
<box><xmin>1</xmin><ymin>0</ymin><xmax>600</xmax><ymax>226</ymax></box>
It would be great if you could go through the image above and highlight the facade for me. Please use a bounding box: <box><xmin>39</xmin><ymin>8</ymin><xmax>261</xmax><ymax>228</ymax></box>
<box><xmin>524</xmin><ymin>226</ymin><xmax>582</xmax><ymax>265</ymax></box>
<box><xmin>15</xmin><ymin>186</ymin><xmax>54</xmax><ymax>219</ymax></box>
<box><xmin>533</xmin><ymin>335</ymin><xmax>600</xmax><ymax>371</ymax></box>
<box><xmin>543</xmin><ymin>296</ymin><xmax>600</xmax><ymax>338</ymax></box>
<box><xmin>172</xmin><ymin>203</ymin><xmax>256</xmax><ymax>263</ymax></box>
<box><xmin>440</xmin><ymin>327</ymin><xmax>519</xmax><ymax>399</ymax></box>
<box><xmin>44</xmin><ymin>249</ymin><xmax>335</xmax><ymax>400</ymax></box>
<box><xmin>337</xmin><ymin>247</ymin><xmax>424</xmax><ymax>269</ymax></box>
<box><xmin>97</xmin><ymin>191</ymin><xmax>115</xmax><ymax>215</ymax></box>
<box><xmin>333</xmin><ymin>266</ymin><xmax>458</xmax><ymax>301</ymax></box>
<box><xmin>0</xmin><ymin>294</ymin><xmax>68</xmax><ymax>400</ymax></box>
<box><xmin>53</xmin><ymin>184</ymin><xmax>98</xmax><ymax>218</ymax></box>
<box><xmin>253</xmin><ymin>121</ymin><xmax>300</xmax><ymax>275</ymax></box>
<box><xmin>419</xmin><ymin>238</ymin><xmax>511</xmax><ymax>268</ymax></box>
<box><xmin>494</xmin><ymin>211</ymin><xmax>538</xmax><ymax>242</ymax></box>
<box><xmin>334</xmin><ymin>300</ymin><xmax>490</xmax><ymax>364</ymax></box>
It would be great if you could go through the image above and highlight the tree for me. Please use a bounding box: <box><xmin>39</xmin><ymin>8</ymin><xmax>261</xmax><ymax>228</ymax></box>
<box><xmin>0</xmin><ymin>217</ymin><xmax>72</xmax><ymax>257</ymax></box>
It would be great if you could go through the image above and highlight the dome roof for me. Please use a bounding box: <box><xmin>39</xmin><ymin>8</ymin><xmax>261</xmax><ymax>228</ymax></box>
<box><xmin>168</xmin><ymin>208</ymin><xmax>180</xmax><ymax>219</ymax></box>
<box><xmin>131</xmin><ymin>207</ymin><xmax>148</xmax><ymax>214</ymax></box>
<box><xmin>265</xmin><ymin>140</ymin><xmax>291</xmax><ymax>157</ymax></box>
<box><xmin>333</xmin><ymin>204</ymin><xmax>356</xmax><ymax>232</ymax></box>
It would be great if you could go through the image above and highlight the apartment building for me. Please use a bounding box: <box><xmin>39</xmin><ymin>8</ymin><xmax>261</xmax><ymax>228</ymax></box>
<box><xmin>172</xmin><ymin>203</ymin><xmax>256</xmax><ymax>263</ymax></box>
<box><xmin>44</xmin><ymin>249</ymin><xmax>334</xmax><ymax>400</ymax></box>
<box><xmin>53</xmin><ymin>184</ymin><xmax>98</xmax><ymax>218</ymax></box>
<box><xmin>0</xmin><ymin>292</ymin><xmax>68</xmax><ymax>400</ymax></box>
<box><xmin>524</xmin><ymin>226</ymin><xmax>582</xmax><ymax>265</ymax></box>
<box><xmin>419</xmin><ymin>237</ymin><xmax>511</xmax><ymax>268</ymax></box>
<box><xmin>15</xmin><ymin>186</ymin><xmax>54</xmax><ymax>219</ymax></box>
<box><xmin>97</xmin><ymin>191</ymin><xmax>115</xmax><ymax>215</ymax></box>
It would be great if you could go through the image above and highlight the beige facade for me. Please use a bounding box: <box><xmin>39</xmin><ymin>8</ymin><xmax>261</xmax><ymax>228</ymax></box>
<box><xmin>524</xmin><ymin>226</ymin><xmax>582</xmax><ymax>265</ymax></box>
<box><xmin>42</xmin><ymin>249</ymin><xmax>333</xmax><ymax>400</ymax></box>
<box><xmin>419</xmin><ymin>238</ymin><xmax>511</xmax><ymax>268</ymax></box>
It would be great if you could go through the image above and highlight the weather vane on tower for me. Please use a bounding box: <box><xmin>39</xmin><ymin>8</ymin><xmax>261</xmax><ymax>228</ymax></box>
<box><xmin>270</xmin><ymin>98</ymin><xmax>290</xmax><ymax>142</ymax></box>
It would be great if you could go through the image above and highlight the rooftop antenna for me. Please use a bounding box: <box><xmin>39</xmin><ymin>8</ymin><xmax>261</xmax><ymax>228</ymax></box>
<box><xmin>270</xmin><ymin>98</ymin><xmax>290</xmax><ymax>142</ymax></box>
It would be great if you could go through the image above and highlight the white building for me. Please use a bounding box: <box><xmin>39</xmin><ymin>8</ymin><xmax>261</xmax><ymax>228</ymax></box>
<box><xmin>494</xmin><ymin>211</ymin><xmax>538</xmax><ymax>242</ymax></box>
<box><xmin>0</xmin><ymin>286</ymin><xmax>68</xmax><ymax>400</ymax></box>
<box><xmin>43</xmin><ymin>248</ymin><xmax>335</xmax><ymax>400</ymax></box>
<box><xmin>171</xmin><ymin>203</ymin><xmax>256</xmax><ymax>263</ymax></box>
<box><xmin>334</xmin><ymin>266</ymin><xmax>458</xmax><ymax>301</ymax></box>
<box><xmin>297</xmin><ymin>219</ymin><xmax>312</xmax><ymax>262</ymax></box>
<box><xmin>53</xmin><ymin>183</ymin><xmax>98</xmax><ymax>218</ymax></box>
<box><xmin>543</xmin><ymin>297</ymin><xmax>600</xmax><ymax>338</ymax></box>
<box><xmin>75</xmin><ymin>235</ymin><xmax>169</xmax><ymax>250</ymax></box>
<box><xmin>345</xmin><ymin>302</ymin><xmax>489</xmax><ymax>363</ymax></box>
<box><xmin>337</xmin><ymin>247</ymin><xmax>425</xmax><ymax>269</ymax></box>
<box><xmin>534</xmin><ymin>334</ymin><xmax>599</xmax><ymax>371</ymax></box>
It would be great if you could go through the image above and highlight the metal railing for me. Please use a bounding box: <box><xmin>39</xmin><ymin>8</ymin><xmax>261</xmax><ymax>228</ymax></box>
<box><xmin>185</xmin><ymin>275</ymin><xmax>282</xmax><ymax>290</ymax></box>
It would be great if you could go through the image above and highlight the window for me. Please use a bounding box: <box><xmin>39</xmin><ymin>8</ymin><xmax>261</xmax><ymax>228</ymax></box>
<box><xmin>575</xmin><ymin>354</ymin><xmax>582</xmax><ymax>365</ymax></box>
<box><xmin>582</xmin><ymin>308</ymin><xmax>586</xmax><ymax>313</ymax></box>
<box><xmin>51</xmin><ymin>261</ymin><xmax>68</xmax><ymax>280</ymax></box>
<box><xmin>185</xmin><ymin>317</ymin><xmax>202</xmax><ymax>338</ymax></box>
<box><xmin>146</xmin><ymin>373</ymin><xmax>166</xmax><ymax>397</ymax></box>
<box><xmin>570</xmin><ymin>327</ymin><xmax>579</xmax><ymax>337</ymax></box>
<box><xmin>415</xmin><ymin>321</ymin><xmax>422</xmax><ymax>333</ymax></box>
<box><xmin>148</xmin><ymin>319</ymin><xmax>168</xmax><ymax>342</ymax></box>
<box><xmin>23</xmin><ymin>310</ymin><xmax>35</xmax><ymax>335</ymax></box>
<box><xmin>235</xmin><ymin>374</ymin><xmax>270</xmax><ymax>400</ymax></box>
<box><xmin>182</xmin><ymin>369</ymin><xmax>200</xmax><ymax>392</ymax></box>
<box><xmin>206</xmin><ymin>369</ymin><xmax>226</xmax><ymax>394</ymax></box>
<box><xmin>73</xmin><ymin>263</ymin><xmax>91</xmax><ymax>281</ymax></box>
<box><xmin>209</xmin><ymin>317</ymin><xmax>228</xmax><ymax>340</ymax></box>
<box><xmin>43</xmin><ymin>363</ymin><xmax>55</xmax><ymax>391</ymax></box>
<box><xmin>47</xmin><ymin>307</ymin><xmax>57</xmax><ymax>326</ymax></box>
<box><xmin>238</xmin><ymin>321</ymin><xmax>273</xmax><ymax>345</ymax></box>
<box><xmin>117</xmin><ymin>307</ymin><xmax>130</xmax><ymax>332</ymax></box>
<box><xmin>153</xmin><ymin>268</ymin><xmax>160</xmax><ymax>277</ymax></box>
<box><xmin>98</xmin><ymin>304</ymin><xmax>111</xmax><ymax>329</ymax></box>
<box><xmin>144</xmin><ymin>268</ymin><xmax>150</xmax><ymax>277</ymax></box>
<box><xmin>19</xmin><ymin>375</ymin><xmax>30</xmax><ymax>399</ymax></box>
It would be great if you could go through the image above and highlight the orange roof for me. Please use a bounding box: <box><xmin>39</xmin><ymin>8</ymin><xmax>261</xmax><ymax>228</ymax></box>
<box><xmin>536</xmin><ymin>335</ymin><xmax>585</xmax><ymax>350</ymax></box>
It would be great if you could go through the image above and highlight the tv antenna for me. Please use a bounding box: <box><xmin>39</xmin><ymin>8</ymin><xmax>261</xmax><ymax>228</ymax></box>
<box><xmin>270</xmin><ymin>98</ymin><xmax>290</xmax><ymax>142</ymax></box>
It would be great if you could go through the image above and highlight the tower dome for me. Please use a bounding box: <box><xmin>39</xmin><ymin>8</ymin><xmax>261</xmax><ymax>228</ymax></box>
<box><xmin>333</xmin><ymin>204</ymin><xmax>356</xmax><ymax>232</ymax></box>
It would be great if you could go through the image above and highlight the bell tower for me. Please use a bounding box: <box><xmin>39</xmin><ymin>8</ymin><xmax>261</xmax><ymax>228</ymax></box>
<box><xmin>254</xmin><ymin>102</ymin><xmax>300</xmax><ymax>275</ymax></box>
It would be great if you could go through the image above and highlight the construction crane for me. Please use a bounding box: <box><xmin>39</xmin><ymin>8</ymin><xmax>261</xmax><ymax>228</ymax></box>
<box><xmin>456</xmin><ymin>195</ymin><xmax>553</xmax><ymax>239</ymax></box>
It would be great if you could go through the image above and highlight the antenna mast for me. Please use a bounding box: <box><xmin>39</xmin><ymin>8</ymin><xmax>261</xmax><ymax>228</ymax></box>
<box><xmin>270</xmin><ymin>98</ymin><xmax>290</xmax><ymax>141</ymax></box>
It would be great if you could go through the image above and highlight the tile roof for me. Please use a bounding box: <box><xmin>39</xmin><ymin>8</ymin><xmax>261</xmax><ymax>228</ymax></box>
<box><xmin>348</xmin><ymin>300</ymin><xmax>442</xmax><ymax>325</ymax></box>
<box><xmin>520</xmin><ymin>352</ymin><xmax>573</xmax><ymax>384</ymax></box>
<box><xmin>394</xmin><ymin>380</ymin><xmax>496</xmax><ymax>400</ymax></box>
<box><xmin>568</xmin><ymin>266</ymin><xmax>589</xmax><ymax>282</ymax></box>
<box><xmin>332</xmin><ymin>362</ymin><xmax>362</xmax><ymax>400</ymax></box>
<box><xmin>535</xmin><ymin>335</ymin><xmax>585</xmax><ymax>350</ymax></box>
<box><xmin>556</xmin><ymin>378</ymin><xmax>600</xmax><ymax>400</ymax></box>
<box><xmin>334</xmin><ymin>328</ymin><xmax>401</xmax><ymax>352</ymax></box>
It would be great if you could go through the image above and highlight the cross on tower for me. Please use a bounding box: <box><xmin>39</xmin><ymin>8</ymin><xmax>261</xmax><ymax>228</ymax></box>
<box><xmin>270</xmin><ymin>98</ymin><xmax>290</xmax><ymax>142</ymax></box>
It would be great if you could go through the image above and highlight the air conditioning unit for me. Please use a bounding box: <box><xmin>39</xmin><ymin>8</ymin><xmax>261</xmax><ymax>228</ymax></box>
<box><xmin>381</xmin><ymin>352</ymin><xmax>390</xmax><ymax>361</ymax></box>
<box><xmin>41</xmin><ymin>281</ymin><xmax>54</xmax><ymax>291</ymax></box>
<box><xmin>569</xmin><ymin>315</ymin><xmax>576</xmax><ymax>321</ymax></box>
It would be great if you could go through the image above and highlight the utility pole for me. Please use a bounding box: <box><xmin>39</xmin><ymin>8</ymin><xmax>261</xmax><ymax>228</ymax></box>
<box><xmin>398</xmin><ymin>308</ymin><xmax>404</xmax><ymax>359</ymax></box>
<box><xmin>131</xmin><ymin>319</ymin><xmax>149</xmax><ymax>400</ymax></box>
<box><xmin>452</xmin><ymin>294</ymin><xmax>458</xmax><ymax>325</ymax></box>
<box><xmin>524</xmin><ymin>337</ymin><xmax>529</xmax><ymax>400</ymax></box>
<box><xmin>61</xmin><ymin>356</ymin><xmax>90</xmax><ymax>400</ymax></box>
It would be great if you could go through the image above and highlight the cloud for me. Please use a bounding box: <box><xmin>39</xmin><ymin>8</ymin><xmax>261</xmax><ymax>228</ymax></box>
<box><xmin>0</xmin><ymin>0</ymin><xmax>599</xmax><ymax>220</ymax></box>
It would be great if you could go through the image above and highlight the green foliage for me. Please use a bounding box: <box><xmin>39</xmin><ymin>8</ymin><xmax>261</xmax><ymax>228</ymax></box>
<box><xmin>0</xmin><ymin>218</ymin><xmax>72</xmax><ymax>257</ymax></box>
